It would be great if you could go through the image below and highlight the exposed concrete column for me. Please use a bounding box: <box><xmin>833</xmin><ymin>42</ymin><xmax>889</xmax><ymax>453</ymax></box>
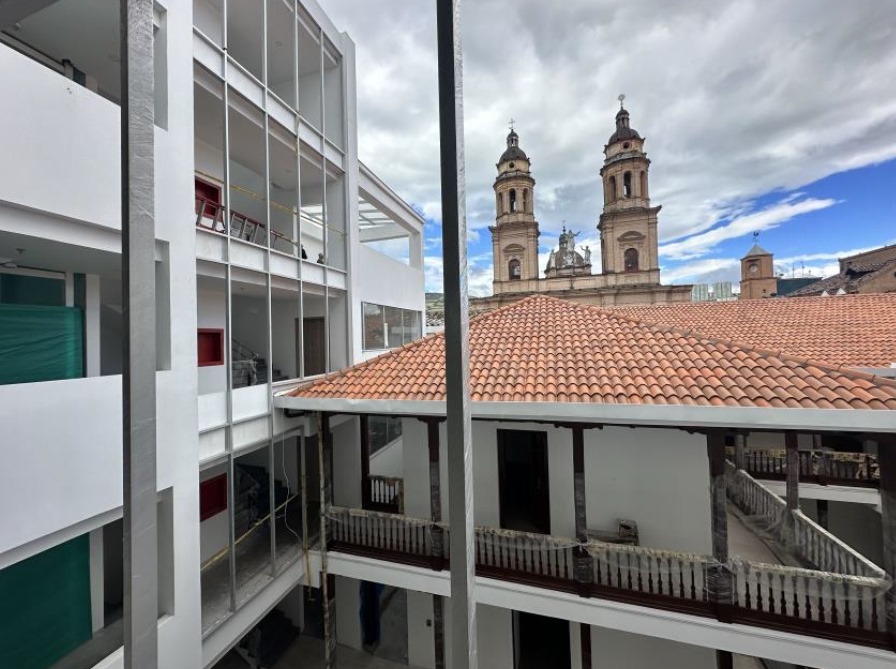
<box><xmin>707</xmin><ymin>429</ymin><xmax>732</xmax><ymax>669</ymax></box>
<box><xmin>437</xmin><ymin>0</ymin><xmax>477</xmax><ymax>664</ymax></box>
<box><xmin>785</xmin><ymin>432</ymin><xmax>800</xmax><ymax>510</ymax></box>
<box><xmin>734</xmin><ymin>433</ymin><xmax>746</xmax><ymax>471</ymax></box>
<box><xmin>121</xmin><ymin>1</ymin><xmax>157</xmax><ymax>666</ymax></box>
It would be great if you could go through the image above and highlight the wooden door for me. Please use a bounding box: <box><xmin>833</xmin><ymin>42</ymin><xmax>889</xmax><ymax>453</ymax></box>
<box><xmin>302</xmin><ymin>317</ymin><xmax>326</xmax><ymax>376</ymax></box>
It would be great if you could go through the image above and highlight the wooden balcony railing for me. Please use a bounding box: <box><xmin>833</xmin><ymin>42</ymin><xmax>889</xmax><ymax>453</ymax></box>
<box><xmin>328</xmin><ymin>506</ymin><xmax>432</xmax><ymax>564</ymax></box>
<box><xmin>792</xmin><ymin>511</ymin><xmax>885</xmax><ymax>579</ymax></box>
<box><xmin>368</xmin><ymin>475</ymin><xmax>404</xmax><ymax>514</ymax></box>
<box><xmin>729</xmin><ymin>560</ymin><xmax>888</xmax><ymax>645</ymax></box>
<box><xmin>726</xmin><ymin>464</ymin><xmax>787</xmax><ymax>529</ymax></box>
<box><xmin>471</xmin><ymin>527</ymin><xmax>577</xmax><ymax>588</ymax></box>
<box><xmin>726</xmin><ymin>463</ymin><xmax>886</xmax><ymax>580</ymax></box>
<box><xmin>730</xmin><ymin>447</ymin><xmax>879</xmax><ymax>488</ymax></box>
<box><xmin>324</xmin><ymin>505</ymin><xmax>893</xmax><ymax>648</ymax></box>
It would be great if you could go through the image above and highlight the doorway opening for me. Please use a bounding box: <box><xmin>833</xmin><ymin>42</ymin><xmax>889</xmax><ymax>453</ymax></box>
<box><xmin>513</xmin><ymin>611</ymin><xmax>571</xmax><ymax>668</ymax></box>
<box><xmin>301</xmin><ymin>316</ymin><xmax>326</xmax><ymax>376</ymax></box>
<box><xmin>498</xmin><ymin>429</ymin><xmax>550</xmax><ymax>534</ymax></box>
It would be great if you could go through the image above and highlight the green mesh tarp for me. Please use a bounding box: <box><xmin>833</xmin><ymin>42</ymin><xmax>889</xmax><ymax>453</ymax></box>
<box><xmin>0</xmin><ymin>534</ymin><xmax>92</xmax><ymax>669</ymax></box>
<box><xmin>0</xmin><ymin>304</ymin><xmax>83</xmax><ymax>385</ymax></box>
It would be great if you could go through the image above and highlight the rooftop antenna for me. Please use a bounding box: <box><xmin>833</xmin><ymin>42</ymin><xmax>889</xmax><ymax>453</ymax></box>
<box><xmin>618</xmin><ymin>93</ymin><xmax>625</xmax><ymax>109</ymax></box>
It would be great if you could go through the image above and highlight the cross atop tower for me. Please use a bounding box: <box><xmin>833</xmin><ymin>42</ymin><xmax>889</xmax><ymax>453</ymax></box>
<box><xmin>508</xmin><ymin>118</ymin><xmax>516</xmax><ymax>132</ymax></box>
<box><xmin>618</xmin><ymin>93</ymin><xmax>626</xmax><ymax>109</ymax></box>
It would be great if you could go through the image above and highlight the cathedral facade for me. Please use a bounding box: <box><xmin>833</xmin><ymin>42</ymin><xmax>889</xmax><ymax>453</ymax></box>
<box><xmin>474</xmin><ymin>105</ymin><xmax>691</xmax><ymax>310</ymax></box>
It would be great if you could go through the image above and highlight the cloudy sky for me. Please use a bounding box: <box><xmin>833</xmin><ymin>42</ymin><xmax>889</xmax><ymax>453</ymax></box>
<box><xmin>321</xmin><ymin>0</ymin><xmax>896</xmax><ymax>295</ymax></box>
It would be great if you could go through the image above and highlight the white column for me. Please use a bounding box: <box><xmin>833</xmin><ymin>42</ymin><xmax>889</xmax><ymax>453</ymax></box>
<box><xmin>85</xmin><ymin>274</ymin><xmax>101</xmax><ymax>377</ymax></box>
<box><xmin>89</xmin><ymin>528</ymin><xmax>105</xmax><ymax>634</ymax></box>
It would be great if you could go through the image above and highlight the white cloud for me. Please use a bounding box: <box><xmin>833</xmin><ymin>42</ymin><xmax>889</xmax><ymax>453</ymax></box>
<box><xmin>661</xmin><ymin>258</ymin><xmax>740</xmax><ymax>284</ymax></box>
<box><xmin>321</xmin><ymin>0</ymin><xmax>896</xmax><ymax>291</ymax></box>
<box><xmin>660</xmin><ymin>197</ymin><xmax>839</xmax><ymax>260</ymax></box>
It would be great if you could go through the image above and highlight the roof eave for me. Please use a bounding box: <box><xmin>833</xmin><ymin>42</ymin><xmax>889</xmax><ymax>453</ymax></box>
<box><xmin>272</xmin><ymin>396</ymin><xmax>896</xmax><ymax>434</ymax></box>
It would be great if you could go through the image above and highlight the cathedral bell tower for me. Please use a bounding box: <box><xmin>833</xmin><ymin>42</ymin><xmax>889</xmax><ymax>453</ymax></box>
<box><xmin>598</xmin><ymin>100</ymin><xmax>661</xmax><ymax>283</ymax></box>
<box><xmin>490</xmin><ymin>126</ymin><xmax>540</xmax><ymax>294</ymax></box>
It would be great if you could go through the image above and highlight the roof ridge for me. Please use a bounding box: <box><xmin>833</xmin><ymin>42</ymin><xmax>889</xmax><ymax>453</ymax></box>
<box><xmin>566</xmin><ymin>298</ymin><xmax>896</xmax><ymax>391</ymax></box>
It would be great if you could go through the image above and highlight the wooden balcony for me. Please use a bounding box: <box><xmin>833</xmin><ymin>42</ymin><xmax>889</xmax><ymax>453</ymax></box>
<box><xmin>730</xmin><ymin>448</ymin><xmax>879</xmax><ymax>488</ymax></box>
<box><xmin>326</xmin><ymin>505</ymin><xmax>891</xmax><ymax>649</ymax></box>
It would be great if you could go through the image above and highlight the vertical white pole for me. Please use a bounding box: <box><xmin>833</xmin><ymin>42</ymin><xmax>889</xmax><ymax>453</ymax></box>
<box><xmin>436</xmin><ymin>1</ymin><xmax>476</xmax><ymax>666</ymax></box>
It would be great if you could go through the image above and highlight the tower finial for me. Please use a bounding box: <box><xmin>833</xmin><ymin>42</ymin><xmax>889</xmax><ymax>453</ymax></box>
<box><xmin>753</xmin><ymin>231</ymin><xmax>759</xmax><ymax>243</ymax></box>
<box><xmin>508</xmin><ymin>117</ymin><xmax>516</xmax><ymax>132</ymax></box>
<box><xmin>618</xmin><ymin>93</ymin><xmax>626</xmax><ymax>109</ymax></box>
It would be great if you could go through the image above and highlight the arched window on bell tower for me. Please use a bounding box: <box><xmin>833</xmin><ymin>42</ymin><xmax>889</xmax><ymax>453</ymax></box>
<box><xmin>508</xmin><ymin>258</ymin><xmax>521</xmax><ymax>280</ymax></box>
<box><xmin>640</xmin><ymin>170</ymin><xmax>647</xmax><ymax>199</ymax></box>
<box><xmin>510</xmin><ymin>189</ymin><xmax>517</xmax><ymax>212</ymax></box>
<box><xmin>607</xmin><ymin>175</ymin><xmax>616</xmax><ymax>203</ymax></box>
<box><xmin>522</xmin><ymin>189</ymin><xmax>528</xmax><ymax>213</ymax></box>
<box><xmin>623</xmin><ymin>172</ymin><xmax>632</xmax><ymax>198</ymax></box>
<box><xmin>624</xmin><ymin>248</ymin><xmax>639</xmax><ymax>271</ymax></box>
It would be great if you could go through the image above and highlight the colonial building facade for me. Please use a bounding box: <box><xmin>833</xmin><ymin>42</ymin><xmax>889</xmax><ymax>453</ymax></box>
<box><xmin>475</xmin><ymin>105</ymin><xmax>691</xmax><ymax>311</ymax></box>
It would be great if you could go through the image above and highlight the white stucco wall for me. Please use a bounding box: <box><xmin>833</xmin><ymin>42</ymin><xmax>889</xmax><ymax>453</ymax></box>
<box><xmin>398</xmin><ymin>419</ymin><xmax>711</xmax><ymax>554</ymax></box>
<box><xmin>370</xmin><ymin>437</ymin><xmax>403</xmax><ymax>477</ymax></box>
<box><xmin>589</xmin><ymin>626</ymin><xmax>715</xmax><ymax>669</ymax></box>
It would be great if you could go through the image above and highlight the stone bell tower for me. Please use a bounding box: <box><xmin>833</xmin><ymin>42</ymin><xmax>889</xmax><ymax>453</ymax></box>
<box><xmin>598</xmin><ymin>100</ymin><xmax>661</xmax><ymax>283</ymax></box>
<box><xmin>490</xmin><ymin>126</ymin><xmax>540</xmax><ymax>294</ymax></box>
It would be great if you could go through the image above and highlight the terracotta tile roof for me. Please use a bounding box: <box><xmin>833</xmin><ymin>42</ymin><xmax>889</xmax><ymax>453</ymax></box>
<box><xmin>785</xmin><ymin>259</ymin><xmax>896</xmax><ymax>297</ymax></box>
<box><xmin>287</xmin><ymin>295</ymin><xmax>896</xmax><ymax>410</ymax></box>
<box><xmin>610</xmin><ymin>293</ymin><xmax>896</xmax><ymax>369</ymax></box>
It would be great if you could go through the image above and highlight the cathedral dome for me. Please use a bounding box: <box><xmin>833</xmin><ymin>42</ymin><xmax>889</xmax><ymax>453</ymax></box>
<box><xmin>500</xmin><ymin>129</ymin><xmax>528</xmax><ymax>163</ymax></box>
<box><xmin>608</xmin><ymin>107</ymin><xmax>641</xmax><ymax>145</ymax></box>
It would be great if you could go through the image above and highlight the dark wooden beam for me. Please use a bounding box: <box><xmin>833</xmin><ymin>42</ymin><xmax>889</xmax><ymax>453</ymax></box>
<box><xmin>707</xmin><ymin>430</ymin><xmax>731</xmax><ymax>623</ymax></box>
<box><xmin>433</xmin><ymin>594</ymin><xmax>446</xmax><ymax>669</ymax></box>
<box><xmin>580</xmin><ymin>623</ymin><xmax>592</xmax><ymax>668</ymax></box>
<box><xmin>427</xmin><ymin>418</ymin><xmax>445</xmax><ymax>571</ymax></box>
<box><xmin>360</xmin><ymin>414</ymin><xmax>371</xmax><ymax>510</ymax></box>
<box><xmin>785</xmin><ymin>431</ymin><xmax>800</xmax><ymax>510</ymax></box>
<box><xmin>734</xmin><ymin>433</ymin><xmax>746</xmax><ymax>471</ymax></box>
<box><xmin>877</xmin><ymin>436</ymin><xmax>896</xmax><ymax>650</ymax></box>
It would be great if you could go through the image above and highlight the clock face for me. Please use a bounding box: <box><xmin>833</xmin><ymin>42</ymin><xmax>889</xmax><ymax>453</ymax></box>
<box><xmin>749</xmin><ymin>263</ymin><xmax>758</xmax><ymax>275</ymax></box>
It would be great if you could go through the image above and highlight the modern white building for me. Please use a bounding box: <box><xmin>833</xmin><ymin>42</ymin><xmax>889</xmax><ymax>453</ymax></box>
<box><xmin>0</xmin><ymin>1</ymin><xmax>423</xmax><ymax>667</ymax></box>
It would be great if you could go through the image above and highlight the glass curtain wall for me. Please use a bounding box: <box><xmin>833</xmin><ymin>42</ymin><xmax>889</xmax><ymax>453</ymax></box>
<box><xmin>323</xmin><ymin>38</ymin><xmax>344</xmax><ymax>149</ymax></box>
<box><xmin>268</xmin><ymin>120</ymin><xmax>300</xmax><ymax>256</ymax></box>
<box><xmin>266</xmin><ymin>0</ymin><xmax>297</xmax><ymax>106</ymax></box>
<box><xmin>300</xmin><ymin>152</ymin><xmax>326</xmax><ymax>264</ymax></box>
<box><xmin>227</xmin><ymin>1</ymin><xmax>264</xmax><ymax>81</ymax></box>
<box><xmin>228</xmin><ymin>92</ymin><xmax>268</xmax><ymax>246</ymax></box>
<box><xmin>297</xmin><ymin>12</ymin><xmax>323</xmax><ymax>130</ymax></box>
<box><xmin>325</xmin><ymin>170</ymin><xmax>347</xmax><ymax>271</ymax></box>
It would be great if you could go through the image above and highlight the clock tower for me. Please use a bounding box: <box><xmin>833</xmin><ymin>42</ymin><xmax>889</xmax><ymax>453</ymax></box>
<box><xmin>739</xmin><ymin>242</ymin><xmax>777</xmax><ymax>299</ymax></box>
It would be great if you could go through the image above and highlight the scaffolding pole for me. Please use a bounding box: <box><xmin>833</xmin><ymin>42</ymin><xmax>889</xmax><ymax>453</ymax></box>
<box><xmin>436</xmin><ymin>1</ymin><xmax>476</xmax><ymax>666</ymax></box>
<box><xmin>120</xmin><ymin>0</ymin><xmax>157</xmax><ymax>667</ymax></box>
